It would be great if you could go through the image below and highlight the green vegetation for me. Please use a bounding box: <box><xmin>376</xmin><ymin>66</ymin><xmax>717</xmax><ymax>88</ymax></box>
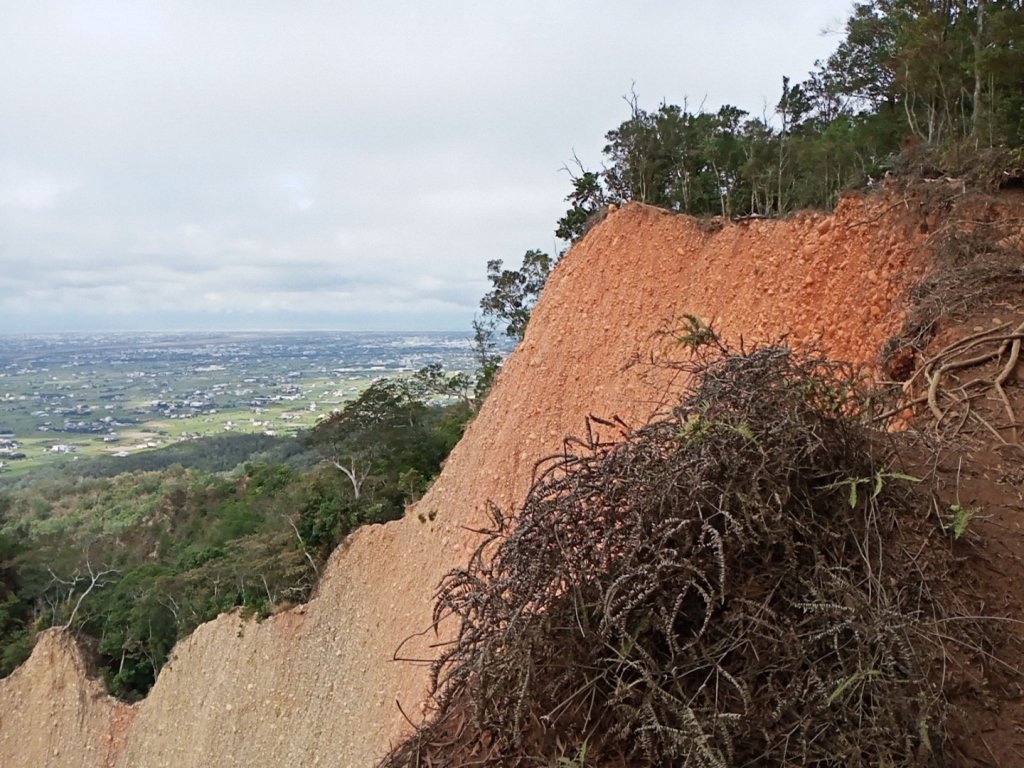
<box><xmin>555</xmin><ymin>0</ymin><xmax>1024</xmax><ymax>238</ymax></box>
<box><xmin>305</xmin><ymin>374</ymin><xmax>471</xmax><ymax>518</ymax></box>
<box><xmin>467</xmin><ymin>247</ymin><xmax>556</xmax><ymax>392</ymax></box>
<box><xmin>0</xmin><ymin>333</ymin><xmax>491</xmax><ymax>696</ymax></box>
<box><xmin>947</xmin><ymin>502</ymin><xmax>978</xmax><ymax>539</ymax></box>
<box><xmin>0</xmin><ymin>366</ymin><xmax>476</xmax><ymax>699</ymax></box>
<box><xmin>0</xmin><ymin>433</ymin><xmax>317</xmax><ymax>491</ymax></box>
<box><xmin>479</xmin><ymin>3</ymin><xmax>1024</xmax><ymax>357</ymax></box>
<box><xmin>480</xmin><ymin>249</ymin><xmax>555</xmax><ymax>342</ymax></box>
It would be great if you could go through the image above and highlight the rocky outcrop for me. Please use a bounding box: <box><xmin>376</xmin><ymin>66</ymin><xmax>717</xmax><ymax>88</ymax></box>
<box><xmin>0</xmin><ymin>198</ymin><xmax>930</xmax><ymax>767</ymax></box>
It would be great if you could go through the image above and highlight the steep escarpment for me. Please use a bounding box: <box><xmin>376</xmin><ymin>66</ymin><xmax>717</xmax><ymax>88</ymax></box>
<box><xmin>0</xmin><ymin>631</ymin><xmax>133</xmax><ymax>765</ymax></box>
<box><xmin>0</xmin><ymin>197</ymin><xmax>933</xmax><ymax>767</ymax></box>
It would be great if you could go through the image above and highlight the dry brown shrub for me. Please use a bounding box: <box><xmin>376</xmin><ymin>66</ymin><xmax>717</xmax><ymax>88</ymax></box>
<box><xmin>383</xmin><ymin>345</ymin><xmax>989</xmax><ymax>767</ymax></box>
<box><xmin>882</xmin><ymin>185</ymin><xmax>1024</xmax><ymax>371</ymax></box>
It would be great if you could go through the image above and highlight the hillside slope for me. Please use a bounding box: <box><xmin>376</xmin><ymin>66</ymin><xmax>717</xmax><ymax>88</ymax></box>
<box><xmin>0</xmin><ymin>198</ymin><xmax>933</xmax><ymax>767</ymax></box>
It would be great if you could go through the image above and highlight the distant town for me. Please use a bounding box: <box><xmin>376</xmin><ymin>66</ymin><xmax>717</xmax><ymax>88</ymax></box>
<box><xmin>0</xmin><ymin>331</ymin><xmax>485</xmax><ymax>476</ymax></box>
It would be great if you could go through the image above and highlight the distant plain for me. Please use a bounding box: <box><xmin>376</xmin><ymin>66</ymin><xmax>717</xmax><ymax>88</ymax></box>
<box><xmin>0</xmin><ymin>331</ymin><xmax>480</xmax><ymax>478</ymax></box>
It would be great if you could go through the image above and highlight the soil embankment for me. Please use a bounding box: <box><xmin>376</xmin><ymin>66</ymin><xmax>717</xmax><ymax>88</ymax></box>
<box><xmin>0</xmin><ymin>197</ymin><xmax>933</xmax><ymax>767</ymax></box>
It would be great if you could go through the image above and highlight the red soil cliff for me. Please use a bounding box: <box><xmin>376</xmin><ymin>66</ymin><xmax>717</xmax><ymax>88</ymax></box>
<box><xmin>0</xmin><ymin>198</ymin><xmax>932</xmax><ymax>767</ymax></box>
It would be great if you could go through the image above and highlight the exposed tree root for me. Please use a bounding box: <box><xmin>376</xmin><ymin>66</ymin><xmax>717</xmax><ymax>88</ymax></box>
<box><xmin>886</xmin><ymin>321</ymin><xmax>1024</xmax><ymax>445</ymax></box>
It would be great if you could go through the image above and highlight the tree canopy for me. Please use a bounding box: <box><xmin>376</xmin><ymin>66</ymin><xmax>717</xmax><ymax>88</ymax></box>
<box><xmin>553</xmin><ymin>1</ymin><xmax>1024</xmax><ymax>240</ymax></box>
<box><xmin>479</xmin><ymin>249</ymin><xmax>555</xmax><ymax>341</ymax></box>
<box><xmin>0</xmin><ymin>368</ymin><xmax>476</xmax><ymax>699</ymax></box>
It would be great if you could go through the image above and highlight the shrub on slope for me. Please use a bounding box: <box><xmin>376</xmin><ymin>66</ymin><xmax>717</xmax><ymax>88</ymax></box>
<box><xmin>384</xmin><ymin>344</ymin><xmax>983</xmax><ymax>767</ymax></box>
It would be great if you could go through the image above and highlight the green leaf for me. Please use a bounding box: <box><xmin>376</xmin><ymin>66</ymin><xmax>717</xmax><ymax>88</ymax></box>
<box><xmin>885</xmin><ymin>472</ymin><xmax>922</xmax><ymax>483</ymax></box>
<box><xmin>828</xmin><ymin>669</ymin><xmax>881</xmax><ymax>706</ymax></box>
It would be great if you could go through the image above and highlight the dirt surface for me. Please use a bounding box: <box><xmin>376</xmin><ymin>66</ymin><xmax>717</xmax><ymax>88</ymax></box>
<box><xmin>899</xmin><ymin>305</ymin><xmax>1024</xmax><ymax>766</ymax></box>
<box><xmin>0</xmin><ymin>195</ymin><xmax>985</xmax><ymax>767</ymax></box>
<box><xmin>941</xmin><ymin>439</ymin><xmax>1024</xmax><ymax>766</ymax></box>
<box><xmin>0</xmin><ymin>631</ymin><xmax>132</xmax><ymax>767</ymax></box>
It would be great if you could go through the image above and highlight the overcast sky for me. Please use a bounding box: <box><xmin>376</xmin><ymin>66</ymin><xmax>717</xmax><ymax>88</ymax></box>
<box><xmin>1</xmin><ymin>1</ymin><xmax>853</xmax><ymax>334</ymax></box>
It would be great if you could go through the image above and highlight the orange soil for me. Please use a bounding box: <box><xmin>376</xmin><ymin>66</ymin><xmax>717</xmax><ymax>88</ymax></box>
<box><xmin>0</xmin><ymin>197</ymin><xmax>936</xmax><ymax>767</ymax></box>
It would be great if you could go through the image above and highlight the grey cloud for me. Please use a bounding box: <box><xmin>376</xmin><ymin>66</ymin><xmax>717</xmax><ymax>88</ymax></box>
<box><xmin>0</xmin><ymin>0</ymin><xmax>853</xmax><ymax>332</ymax></box>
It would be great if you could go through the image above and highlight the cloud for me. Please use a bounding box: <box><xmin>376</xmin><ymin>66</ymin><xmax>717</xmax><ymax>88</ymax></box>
<box><xmin>0</xmin><ymin>175</ymin><xmax>80</xmax><ymax>212</ymax></box>
<box><xmin>0</xmin><ymin>0</ymin><xmax>853</xmax><ymax>333</ymax></box>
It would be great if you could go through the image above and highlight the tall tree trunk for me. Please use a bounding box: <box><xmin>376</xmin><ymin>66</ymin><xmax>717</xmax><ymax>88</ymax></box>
<box><xmin>972</xmin><ymin>0</ymin><xmax>987</xmax><ymax>144</ymax></box>
<box><xmin>334</xmin><ymin>457</ymin><xmax>369</xmax><ymax>499</ymax></box>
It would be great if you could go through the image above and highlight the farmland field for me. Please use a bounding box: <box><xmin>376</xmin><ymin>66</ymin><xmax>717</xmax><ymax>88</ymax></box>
<box><xmin>0</xmin><ymin>331</ymin><xmax>484</xmax><ymax>478</ymax></box>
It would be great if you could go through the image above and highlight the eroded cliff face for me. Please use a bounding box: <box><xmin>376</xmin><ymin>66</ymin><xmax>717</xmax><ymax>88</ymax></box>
<box><xmin>0</xmin><ymin>198</ymin><xmax>930</xmax><ymax>767</ymax></box>
<box><xmin>0</xmin><ymin>630</ymin><xmax>132</xmax><ymax>766</ymax></box>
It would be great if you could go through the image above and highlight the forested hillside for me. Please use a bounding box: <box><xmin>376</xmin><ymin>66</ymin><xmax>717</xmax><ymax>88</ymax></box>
<box><xmin>0</xmin><ymin>374</ymin><xmax>474</xmax><ymax>698</ymax></box>
<box><xmin>556</xmin><ymin>0</ymin><xmax>1024</xmax><ymax>241</ymax></box>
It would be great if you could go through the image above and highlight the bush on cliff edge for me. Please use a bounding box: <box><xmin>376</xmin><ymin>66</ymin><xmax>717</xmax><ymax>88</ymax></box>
<box><xmin>383</xmin><ymin>341</ymin><xmax>990</xmax><ymax>767</ymax></box>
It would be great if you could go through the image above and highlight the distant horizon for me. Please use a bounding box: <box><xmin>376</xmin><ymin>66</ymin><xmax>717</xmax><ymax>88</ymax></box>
<box><xmin>0</xmin><ymin>309</ymin><xmax>476</xmax><ymax>336</ymax></box>
<box><xmin>0</xmin><ymin>326</ymin><xmax>474</xmax><ymax>338</ymax></box>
